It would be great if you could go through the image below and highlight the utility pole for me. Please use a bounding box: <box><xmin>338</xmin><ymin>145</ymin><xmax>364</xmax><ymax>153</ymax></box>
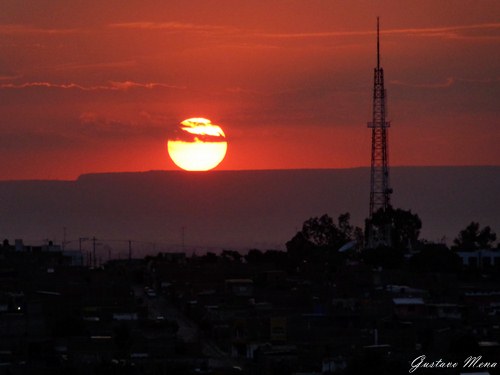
<box><xmin>128</xmin><ymin>240</ymin><xmax>132</xmax><ymax>262</ymax></box>
<box><xmin>92</xmin><ymin>237</ymin><xmax>96</xmax><ymax>268</ymax></box>
<box><xmin>62</xmin><ymin>227</ymin><xmax>67</xmax><ymax>251</ymax></box>
<box><xmin>181</xmin><ymin>226</ymin><xmax>185</xmax><ymax>252</ymax></box>
<box><xmin>79</xmin><ymin>237</ymin><xmax>89</xmax><ymax>267</ymax></box>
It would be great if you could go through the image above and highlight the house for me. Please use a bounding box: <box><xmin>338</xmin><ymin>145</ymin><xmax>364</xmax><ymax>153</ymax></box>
<box><xmin>463</xmin><ymin>290</ymin><xmax>500</xmax><ymax>316</ymax></box>
<box><xmin>225</xmin><ymin>279</ymin><xmax>254</xmax><ymax>305</ymax></box>
<box><xmin>428</xmin><ymin>303</ymin><xmax>463</xmax><ymax>320</ymax></box>
<box><xmin>457</xmin><ymin>250</ymin><xmax>500</xmax><ymax>268</ymax></box>
<box><xmin>392</xmin><ymin>298</ymin><xmax>426</xmax><ymax>319</ymax></box>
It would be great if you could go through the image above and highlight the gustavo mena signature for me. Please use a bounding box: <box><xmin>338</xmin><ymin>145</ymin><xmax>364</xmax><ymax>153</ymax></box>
<box><xmin>409</xmin><ymin>355</ymin><xmax>497</xmax><ymax>373</ymax></box>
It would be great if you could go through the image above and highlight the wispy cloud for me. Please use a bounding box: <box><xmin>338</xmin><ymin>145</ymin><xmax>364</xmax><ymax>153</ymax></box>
<box><xmin>253</xmin><ymin>23</ymin><xmax>500</xmax><ymax>41</ymax></box>
<box><xmin>457</xmin><ymin>77</ymin><xmax>500</xmax><ymax>84</ymax></box>
<box><xmin>391</xmin><ymin>76</ymin><xmax>500</xmax><ymax>89</ymax></box>
<box><xmin>387</xmin><ymin>23</ymin><xmax>500</xmax><ymax>40</ymax></box>
<box><xmin>108</xmin><ymin>81</ymin><xmax>184</xmax><ymax>90</ymax></box>
<box><xmin>0</xmin><ymin>24</ymin><xmax>80</xmax><ymax>35</ymax></box>
<box><xmin>106</xmin><ymin>20</ymin><xmax>500</xmax><ymax>46</ymax></box>
<box><xmin>2</xmin><ymin>20</ymin><xmax>498</xmax><ymax>41</ymax></box>
<box><xmin>110</xmin><ymin>21</ymin><xmax>367</xmax><ymax>40</ymax></box>
<box><xmin>254</xmin><ymin>30</ymin><xmax>372</xmax><ymax>39</ymax></box>
<box><xmin>391</xmin><ymin>77</ymin><xmax>455</xmax><ymax>89</ymax></box>
<box><xmin>78</xmin><ymin>111</ymin><xmax>167</xmax><ymax>140</ymax></box>
<box><xmin>0</xmin><ymin>82</ymin><xmax>91</xmax><ymax>90</ymax></box>
<box><xmin>109</xmin><ymin>21</ymin><xmax>234</xmax><ymax>34</ymax></box>
<box><xmin>0</xmin><ymin>80</ymin><xmax>185</xmax><ymax>91</ymax></box>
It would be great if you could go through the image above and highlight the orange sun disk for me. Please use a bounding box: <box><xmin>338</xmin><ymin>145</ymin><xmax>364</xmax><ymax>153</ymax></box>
<box><xmin>167</xmin><ymin>118</ymin><xmax>227</xmax><ymax>171</ymax></box>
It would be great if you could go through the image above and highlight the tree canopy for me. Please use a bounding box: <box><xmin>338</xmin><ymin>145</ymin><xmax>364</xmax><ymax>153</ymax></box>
<box><xmin>367</xmin><ymin>206</ymin><xmax>422</xmax><ymax>251</ymax></box>
<box><xmin>300</xmin><ymin>213</ymin><xmax>354</xmax><ymax>249</ymax></box>
<box><xmin>452</xmin><ymin>222</ymin><xmax>497</xmax><ymax>251</ymax></box>
<box><xmin>286</xmin><ymin>213</ymin><xmax>360</xmax><ymax>264</ymax></box>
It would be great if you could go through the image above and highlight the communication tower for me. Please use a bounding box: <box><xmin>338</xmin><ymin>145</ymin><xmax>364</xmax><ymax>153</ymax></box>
<box><xmin>367</xmin><ymin>18</ymin><xmax>393</xmax><ymax>247</ymax></box>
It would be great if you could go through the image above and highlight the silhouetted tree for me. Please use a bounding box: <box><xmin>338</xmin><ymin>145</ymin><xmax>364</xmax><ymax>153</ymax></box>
<box><xmin>285</xmin><ymin>231</ymin><xmax>315</xmax><ymax>263</ymax></box>
<box><xmin>0</xmin><ymin>239</ymin><xmax>12</xmax><ymax>252</ymax></box>
<box><xmin>453</xmin><ymin>221</ymin><xmax>497</xmax><ymax>250</ymax></box>
<box><xmin>200</xmin><ymin>252</ymin><xmax>218</xmax><ymax>263</ymax></box>
<box><xmin>220</xmin><ymin>250</ymin><xmax>242</xmax><ymax>263</ymax></box>
<box><xmin>368</xmin><ymin>206</ymin><xmax>422</xmax><ymax>251</ymax></box>
<box><xmin>298</xmin><ymin>213</ymin><xmax>357</xmax><ymax>250</ymax></box>
<box><xmin>244</xmin><ymin>249</ymin><xmax>287</xmax><ymax>266</ymax></box>
<box><xmin>262</xmin><ymin>249</ymin><xmax>287</xmax><ymax>266</ymax></box>
<box><xmin>338</xmin><ymin>212</ymin><xmax>354</xmax><ymax>242</ymax></box>
<box><xmin>301</xmin><ymin>214</ymin><xmax>337</xmax><ymax>247</ymax></box>
<box><xmin>286</xmin><ymin>213</ymin><xmax>359</xmax><ymax>267</ymax></box>
<box><xmin>244</xmin><ymin>249</ymin><xmax>265</xmax><ymax>264</ymax></box>
<box><xmin>361</xmin><ymin>245</ymin><xmax>404</xmax><ymax>269</ymax></box>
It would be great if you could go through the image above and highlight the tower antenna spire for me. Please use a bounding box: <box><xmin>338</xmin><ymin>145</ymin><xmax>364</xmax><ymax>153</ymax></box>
<box><xmin>377</xmin><ymin>16</ymin><xmax>380</xmax><ymax>69</ymax></box>
<box><xmin>367</xmin><ymin>17</ymin><xmax>393</xmax><ymax>248</ymax></box>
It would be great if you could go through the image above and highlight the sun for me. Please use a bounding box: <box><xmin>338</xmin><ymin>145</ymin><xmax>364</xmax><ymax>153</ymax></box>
<box><xmin>167</xmin><ymin>118</ymin><xmax>228</xmax><ymax>171</ymax></box>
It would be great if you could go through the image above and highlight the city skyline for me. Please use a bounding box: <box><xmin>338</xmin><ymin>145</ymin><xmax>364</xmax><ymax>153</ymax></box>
<box><xmin>1</xmin><ymin>1</ymin><xmax>499</xmax><ymax>180</ymax></box>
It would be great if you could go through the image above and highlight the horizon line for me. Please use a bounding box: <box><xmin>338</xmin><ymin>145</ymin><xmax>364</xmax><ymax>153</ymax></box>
<box><xmin>1</xmin><ymin>164</ymin><xmax>499</xmax><ymax>183</ymax></box>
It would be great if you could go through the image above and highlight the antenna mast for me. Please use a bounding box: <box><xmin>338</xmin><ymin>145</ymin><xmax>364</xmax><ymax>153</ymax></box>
<box><xmin>377</xmin><ymin>17</ymin><xmax>380</xmax><ymax>69</ymax></box>
<box><xmin>367</xmin><ymin>17</ymin><xmax>393</xmax><ymax>247</ymax></box>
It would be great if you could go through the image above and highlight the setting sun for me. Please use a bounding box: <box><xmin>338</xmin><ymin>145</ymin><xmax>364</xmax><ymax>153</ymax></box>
<box><xmin>167</xmin><ymin>118</ymin><xmax>228</xmax><ymax>171</ymax></box>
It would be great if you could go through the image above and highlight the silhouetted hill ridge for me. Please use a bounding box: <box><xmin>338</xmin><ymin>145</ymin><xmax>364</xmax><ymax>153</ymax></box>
<box><xmin>0</xmin><ymin>167</ymin><xmax>498</xmax><ymax>252</ymax></box>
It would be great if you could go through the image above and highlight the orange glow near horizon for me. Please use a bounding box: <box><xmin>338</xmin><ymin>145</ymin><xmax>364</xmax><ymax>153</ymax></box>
<box><xmin>167</xmin><ymin>118</ymin><xmax>228</xmax><ymax>171</ymax></box>
<box><xmin>0</xmin><ymin>1</ymin><xmax>498</xmax><ymax>180</ymax></box>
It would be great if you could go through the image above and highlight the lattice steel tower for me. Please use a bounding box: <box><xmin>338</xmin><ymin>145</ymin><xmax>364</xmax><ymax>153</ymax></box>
<box><xmin>367</xmin><ymin>18</ymin><xmax>392</xmax><ymax>246</ymax></box>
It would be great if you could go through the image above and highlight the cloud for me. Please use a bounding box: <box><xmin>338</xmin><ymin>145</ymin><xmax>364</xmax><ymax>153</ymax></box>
<box><xmin>109</xmin><ymin>21</ymin><xmax>235</xmax><ymax>34</ymax></box>
<box><xmin>391</xmin><ymin>77</ymin><xmax>455</xmax><ymax>89</ymax></box>
<box><xmin>106</xmin><ymin>21</ymin><xmax>500</xmax><ymax>48</ymax></box>
<box><xmin>79</xmin><ymin>112</ymin><xmax>136</xmax><ymax>134</ymax></box>
<box><xmin>253</xmin><ymin>23</ymin><xmax>500</xmax><ymax>41</ymax></box>
<box><xmin>108</xmin><ymin>81</ymin><xmax>184</xmax><ymax>90</ymax></box>
<box><xmin>78</xmin><ymin>112</ymin><xmax>168</xmax><ymax>140</ymax></box>
<box><xmin>0</xmin><ymin>80</ymin><xmax>184</xmax><ymax>91</ymax></box>
<box><xmin>254</xmin><ymin>30</ymin><xmax>372</xmax><ymax>39</ymax></box>
<box><xmin>0</xmin><ymin>82</ymin><xmax>92</xmax><ymax>90</ymax></box>
<box><xmin>2</xmin><ymin>19</ymin><xmax>498</xmax><ymax>43</ymax></box>
<box><xmin>458</xmin><ymin>77</ymin><xmax>500</xmax><ymax>84</ymax></box>
<box><xmin>0</xmin><ymin>24</ymin><xmax>80</xmax><ymax>35</ymax></box>
<box><xmin>391</xmin><ymin>77</ymin><xmax>500</xmax><ymax>89</ymax></box>
<box><xmin>109</xmin><ymin>21</ymin><xmax>370</xmax><ymax>41</ymax></box>
<box><xmin>388</xmin><ymin>23</ymin><xmax>500</xmax><ymax>40</ymax></box>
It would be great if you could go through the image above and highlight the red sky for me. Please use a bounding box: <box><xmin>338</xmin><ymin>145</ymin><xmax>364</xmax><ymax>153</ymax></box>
<box><xmin>0</xmin><ymin>0</ymin><xmax>499</xmax><ymax>180</ymax></box>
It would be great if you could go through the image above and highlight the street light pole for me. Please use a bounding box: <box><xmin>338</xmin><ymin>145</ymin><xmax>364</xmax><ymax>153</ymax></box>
<box><xmin>92</xmin><ymin>237</ymin><xmax>96</xmax><ymax>268</ymax></box>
